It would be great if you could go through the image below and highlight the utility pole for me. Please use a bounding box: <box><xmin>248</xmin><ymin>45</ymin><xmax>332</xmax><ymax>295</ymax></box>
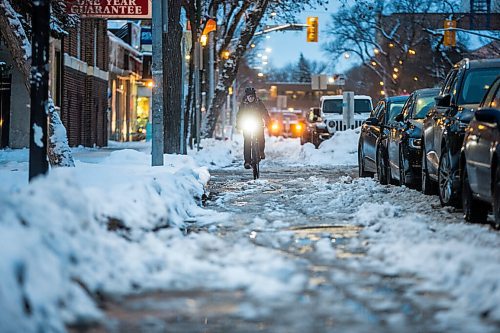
<box><xmin>151</xmin><ymin>0</ymin><xmax>167</xmax><ymax>166</ymax></box>
<box><xmin>29</xmin><ymin>0</ymin><xmax>50</xmax><ymax>181</ymax></box>
<box><xmin>207</xmin><ymin>8</ymin><xmax>215</xmax><ymax>115</ymax></box>
<box><xmin>194</xmin><ymin>41</ymin><xmax>202</xmax><ymax>151</ymax></box>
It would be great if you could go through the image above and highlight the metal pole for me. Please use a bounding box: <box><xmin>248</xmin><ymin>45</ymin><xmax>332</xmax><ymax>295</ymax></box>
<box><xmin>180</xmin><ymin>35</ymin><xmax>186</xmax><ymax>154</ymax></box>
<box><xmin>207</xmin><ymin>9</ymin><xmax>215</xmax><ymax>112</ymax></box>
<box><xmin>195</xmin><ymin>42</ymin><xmax>202</xmax><ymax>151</ymax></box>
<box><xmin>29</xmin><ymin>0</ymin><xmax>50</xmax><ymax>181</ymax></box>
<box><xmin>151</xmin><ymin>0</ymin><xmax>165</xmax><ymax>166</ymax></box>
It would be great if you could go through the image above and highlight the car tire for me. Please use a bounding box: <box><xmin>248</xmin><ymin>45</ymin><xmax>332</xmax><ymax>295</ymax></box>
<box><xmin>358</xmin><ymin>142</ymin><xmax>373</xmax><ymax>178</ymax></box>
<box><xmin>312</xmin><ymin>133</ymin><xmax>320</xmax><ymax>149</ymax></box>
<box><xmin>377</xmin><ymin>145</ymin><xmax>389</xmax><ymax>185</ymax></box>
<box><xmin>438</xmin><ymin>148</ymin><xmax>460</xmax><ymax>207</ymax></box>
<box><xmin>399</xmin><ymin>148</ymin><xmax>407</xmax><ymax>187</ymax></box>
<box><xmin>462</xmin><ymin>165</ymin><xmax>488</xmax><ymax>223</ymax></box>
<box><xmin>493</xmin><ymin>163</ymin><xmax>500</xmax><ymax>228</ymax></box>
<box><xmin>421</xmin><ymin>141</ymin><xmax>436</xmax><ymax>195</ymax></box>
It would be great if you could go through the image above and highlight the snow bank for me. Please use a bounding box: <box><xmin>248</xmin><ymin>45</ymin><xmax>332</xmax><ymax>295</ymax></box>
<box><xmin>191</xmin><ymin>129</ymin><xmax>360</xmax><ymax>168</ymax></box>
<box><xmin>0</xmin><ymin>147</ymin><xmax>307</xmax><ymax>332</ymax></box>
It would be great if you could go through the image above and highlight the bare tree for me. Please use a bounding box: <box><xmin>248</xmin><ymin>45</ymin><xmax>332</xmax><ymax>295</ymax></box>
<box><xmin>323</xmin><ymin>0</ymin><xmax>464</xmax><ymax>95</ymax></box>
<box><xmin>0</xmin><ymin>0</ymin><xmax>75</xmax><ymax>166</ymax></box>
<box><xmin>182</xmin><ymin>0</ymin><xmax>330</xmax><ymax>138</ymax></box>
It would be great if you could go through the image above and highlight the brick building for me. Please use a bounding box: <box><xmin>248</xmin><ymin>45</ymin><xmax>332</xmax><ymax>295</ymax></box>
<box><xmin>60</xmin><ymin>19</ymin><xmax>109</xmax><ymax>147</ymax></box>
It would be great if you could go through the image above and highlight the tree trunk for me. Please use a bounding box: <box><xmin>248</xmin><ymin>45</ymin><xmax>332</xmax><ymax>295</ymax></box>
<box><xmin>0</xmin><ymin>0</ymin><xmax>74</xmax><ymax>167</ymax></box>
<box><xmin>202</xmin><ymin>0</ymin><xmax>270</xmax><ymax>138</ymax></box>
<box><xmin>163</xmin><ymin>0</ymin><xmax>183</xmax><ymax>154</ymax></box>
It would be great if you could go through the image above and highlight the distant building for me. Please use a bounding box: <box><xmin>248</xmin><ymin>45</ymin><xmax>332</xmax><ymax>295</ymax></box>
<box><xmin>108</xmin><ymin>21</ymin><xmax>150</xmax><ymax>142</ymax></box>
<box><xmin>255</xmin><ymin>82</ymin><xmax>343</xmax><ymax>112</ymax></box>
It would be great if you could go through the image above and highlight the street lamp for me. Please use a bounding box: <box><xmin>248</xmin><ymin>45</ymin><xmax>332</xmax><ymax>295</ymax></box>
<box><xmin>371</xmin><ymin>61</ymin><xmax>377</xmax><ymax>66</ymax></box>
<box><xmin>374</xmin><ymin>48</ymin><xmax>380</xmax><ymax>55</ymax></box>
<box><xmin>344</xmin><ymin>53</ymin><xmax>350</xmax><ymax>59</ymax></box>
<box><xmin>221</xmin><ymin>50</ymin><xmax>230</xmax><ymax>60</ymax></box>
<box><xmin>408</xmin><ymin>49</ymin><xmax>416</xmax><ymax>55</ymax></box>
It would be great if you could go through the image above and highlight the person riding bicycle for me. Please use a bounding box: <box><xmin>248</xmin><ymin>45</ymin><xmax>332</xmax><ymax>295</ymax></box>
<box><xmin>236</xmin><ymin>87</ymin><xmax>270</xmax><ymax>169</ymax></box>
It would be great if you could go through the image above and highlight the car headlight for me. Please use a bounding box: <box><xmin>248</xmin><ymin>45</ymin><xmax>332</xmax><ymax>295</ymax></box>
<box><xmin>242</xmin><ymin>118</ymin><xmax>259</xmax><ymax>134</ymax></box>
<box><xmin>409</xmin><ymin>138</ymin><xmax>422</xmax><ymax>149</ymax></box>
<box><xmin>328</xmin><ymin>121</ymin><xmax>335</xmax><ymax>128</ymax></box>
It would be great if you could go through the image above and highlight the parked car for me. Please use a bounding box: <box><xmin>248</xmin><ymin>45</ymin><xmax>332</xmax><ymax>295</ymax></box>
<box><xmin>312</xmin><ymin>95</ymin><xmax>373</xmax><ymax>145</ymax></box>
<box><xmin>301</xmin><ymin>107</ymin><xmax>322</xmax><ymax>147</ymax></box>
<box><xmin>358</xmin><ymin>95</ymin><xmax>409</xmax><ymax>181</ymax></box>
<box><xmin>421</xmin><ymin>58</ymin><xmax>500</xmax><ymax>206</ymax></box>
<box><xmin>461</xmin><ymin>76</ymin><xmax>500</xmax><ymax>224</ymax></box>
<box><xmin>384</xmin><ymin>88</ymin><xmax>440</xmax><ymax>188</ymax></box>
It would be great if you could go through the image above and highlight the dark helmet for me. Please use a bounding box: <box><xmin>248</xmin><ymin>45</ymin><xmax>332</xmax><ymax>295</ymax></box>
<box><xmin>244</xmin><ymin>87</ymin><xmax>256</xmax><ymax>97</ymax></box>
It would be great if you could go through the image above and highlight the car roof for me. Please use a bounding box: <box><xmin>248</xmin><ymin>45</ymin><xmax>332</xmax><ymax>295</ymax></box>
<box><xmin>385</xmin><ymin>95</ymin><xmax>409</xmax><ymax>103</ymax></box>
<box><xmin>455</xmin><ymin>58</ymin><xmax>500</xmax><ymax>70</ymax></box>
<box><xmin>413</xmin><ymin>87</ymin><xmax>440</xmax><ymax>96</ymax></box>
<box><xmin>321</xmin><ymin>95</ymin><xmax>372</xmax><ymax>101</ymax></box>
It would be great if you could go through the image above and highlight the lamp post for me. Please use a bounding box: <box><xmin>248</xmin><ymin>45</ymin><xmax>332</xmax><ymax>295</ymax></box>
<box><xmin>29</xmin><ymin>0</ymin><xmax>50</xmax><ymax>181</ymax></box>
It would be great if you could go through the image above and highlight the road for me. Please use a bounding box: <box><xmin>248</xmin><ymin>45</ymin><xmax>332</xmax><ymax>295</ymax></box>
<box><xmin>75</xmin><ymin>163</ymin><xmax>500</xmax><ymax>333</ymax></box>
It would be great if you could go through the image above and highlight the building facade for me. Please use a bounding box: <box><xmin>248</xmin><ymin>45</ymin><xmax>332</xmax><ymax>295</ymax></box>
<box><xmin>61</xmin><ymin>18</ymin><xmax>109</xmax><ymax>147</ymax></box>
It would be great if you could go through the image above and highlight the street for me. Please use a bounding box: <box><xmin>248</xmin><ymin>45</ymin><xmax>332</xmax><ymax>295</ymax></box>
<box><xmin>77</xmin><ymin>160</ymin><xmax>500</xmax><ymax>333</ymax></box>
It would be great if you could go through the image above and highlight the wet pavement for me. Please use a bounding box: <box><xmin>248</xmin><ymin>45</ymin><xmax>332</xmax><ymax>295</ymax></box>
<box><xmin>74</xmin><ymin>165</ymin><xmax>499</xmax><ymax>333</ymax></box>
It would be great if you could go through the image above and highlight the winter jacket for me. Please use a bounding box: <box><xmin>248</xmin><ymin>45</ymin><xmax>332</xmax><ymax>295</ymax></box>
<box><xmin>236</xmin><ymin>99</ymin><xmax>271</xmax><ymax>129</ymax></box>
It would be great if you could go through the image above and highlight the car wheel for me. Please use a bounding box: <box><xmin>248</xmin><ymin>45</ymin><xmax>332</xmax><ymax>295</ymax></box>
<box><xmin>421</xmin><ymin>141</ymin><xmax>436</xmax><ymax>195</ymax></box>
<box><xmin>462</xmin><ymin>164</ymin><xmax>488</xmax><ymax>223</ymax></box>
<box><xmin>377</xmin><ymin>145</ymin><xmax>389</xmax><ymax>185</ymax></box>
<box><xmin>438</xmin><ymin>148</ymin><xmax>460</xmax><ymax>207</ymax></box>
<box><xmin>311</xmin><ymin>133</ymin><xmax>319</xmax><ymax>149</ymax></box>
<box><xmin>399</xmin><ymin>148</ymin><xmax>407</xmax><ymax>187</ymax></box>
<box><xmin>493</xmin><ymin>164</ymin><xmax>500</xmax><ymax>228</ymax></box>
<box><xmin>358</xmin><ymin>142</ymin><xmax>373</xmax><ymax>178</ymax></box>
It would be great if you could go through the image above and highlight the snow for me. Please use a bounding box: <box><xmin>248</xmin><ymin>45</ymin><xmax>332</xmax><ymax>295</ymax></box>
<box><xmin>189</xmin><ymin>129</ymin><xmax>360</xmax><ymax>169</ymax></box>
<box><xmin>2</xmin><ymin>128</ymin><xmax>499</xmax><ymax>331</ymax></box>
<box><xmin>0</xmin><ymin>142</ymin><xmax>308</xmax><ymax>332</ymax></box>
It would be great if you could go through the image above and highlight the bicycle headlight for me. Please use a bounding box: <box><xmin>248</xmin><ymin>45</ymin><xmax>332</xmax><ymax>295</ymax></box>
<box><xmin>242</xmin><ymin>117</ymin><xmax>258</xmax><ymax>134</ymax></box>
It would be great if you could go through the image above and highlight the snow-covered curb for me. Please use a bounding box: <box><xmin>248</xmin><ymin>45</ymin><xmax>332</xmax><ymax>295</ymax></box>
<box><xmin>0</xmin><ymin>149</ymin><xmax>306</xmax><ymax>332</ymax></box>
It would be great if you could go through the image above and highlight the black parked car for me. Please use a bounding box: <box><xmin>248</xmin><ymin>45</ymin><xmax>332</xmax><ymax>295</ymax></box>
<box><xmin>384</xmin><ymin>88</ymin><xmax>440</xmax><ymax>188</ymax></box>
<box><xmin>301</xmin><ymin>107</ymin><xmax>322</xmax><ymax>147</ymax></box>
<box><xmin>421</xmin><ymin>58</ymin><xmax>500</xmax><ymax>206</ymax></box>
<box><xmin>358</xmin><ymin>95</ymin><xmax>409</xmax><ymax>181</ymax></box>
<box><xmin>461</xmin><ymin>76</ymin><xmax>500</xmax><ymax>224</ymax></box>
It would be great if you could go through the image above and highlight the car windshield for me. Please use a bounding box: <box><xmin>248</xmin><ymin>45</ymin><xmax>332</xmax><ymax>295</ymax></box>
<box><xmin>414</xmin><ymin>96</ymin><xmax>436</xmax><ymax>119</ymax></box>
<box><xmin>323</xmin><ymin>99</ymin><xmax>372</xmax><ymax>114</ymax></box>
<box><xmin>355</xmin><ymin>99</ymin><xmax>372</xmax><ymax>113</ymax></box>
<box><xmin>323</xmin><ymin>99</ymin><xmax>342</xmax><ymax>113</ymax></box>
<box><xmin>387</xmin><ymin>101</ymin><xmax>406</xmax><ymax>122</ymax></box>
<box><xmin>458</xmin><ymin>67</ymin><xmax>500</xmax><ymax>105</ymax></box>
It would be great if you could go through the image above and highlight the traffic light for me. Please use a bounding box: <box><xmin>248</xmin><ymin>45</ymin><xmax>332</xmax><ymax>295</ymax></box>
<box><xmin>307</xmin><ymin>17</ymin><xmax>318</xmax><ymax>43</ymax></box>
<box><xmin>443</xmin><ymin>20</ymin><xmax>456</xmax><ymax>47</ymax></box>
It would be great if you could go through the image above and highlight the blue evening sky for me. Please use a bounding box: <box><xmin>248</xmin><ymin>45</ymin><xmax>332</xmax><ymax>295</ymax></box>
<box><xmin>262</xmin><ymin>0</ymin><xmax>358</xmax><ymax>73</ymax></box>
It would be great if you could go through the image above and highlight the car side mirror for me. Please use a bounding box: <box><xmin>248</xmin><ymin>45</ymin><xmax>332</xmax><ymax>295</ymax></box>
<box><xmin>364</xmin><ymin>117</ymin><xmax>379</xmax><ymax>126</ymax></box>
<box><xmin>394</xmin><ymin>114</ymin><xmax>404</xmax><ymax>122</ymax></box>
<box><xmin>475</xmin><ymin>108</ymin><xmax>499</xmax><ymax>124</ymax></box>
<box><xmin>435</xmin><ymin>94</ymin><xmax>451</xmax><ymax>107</ymax></box>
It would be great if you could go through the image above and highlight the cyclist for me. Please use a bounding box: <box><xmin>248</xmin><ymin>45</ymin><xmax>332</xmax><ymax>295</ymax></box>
<box><xmin>236</xmin><ymin>87</ymin><xmax>270</xmax><ymax>169</ymax></box>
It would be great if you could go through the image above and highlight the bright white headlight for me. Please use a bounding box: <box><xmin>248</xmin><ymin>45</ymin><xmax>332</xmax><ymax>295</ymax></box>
<box><xmin>243</xmin><ymin>118</ymin><xmax>258</xmax><ymax>134</ymax></box>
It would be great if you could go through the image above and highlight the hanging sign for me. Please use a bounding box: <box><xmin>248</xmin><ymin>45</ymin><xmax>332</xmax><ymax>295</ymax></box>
<box><xmin>66</xmin><ymin>0</ymin><xmax>152</xmax><ymax>19</ymax></box>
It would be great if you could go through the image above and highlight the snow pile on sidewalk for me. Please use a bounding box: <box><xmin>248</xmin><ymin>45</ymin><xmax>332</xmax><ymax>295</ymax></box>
<box><xmin>300</xmin><ymin>129</ymin><xmax>360</xmax><ymax>166</ymax></box>
<box><xmin>0</xmin><ymin>148</ymin><xmax>307</xmax><ymax>332</ymax></box>
<box><xmin>191</xmin><ymin>129</ymin><xmax>360</xmax><ymax>168</ymax></box>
